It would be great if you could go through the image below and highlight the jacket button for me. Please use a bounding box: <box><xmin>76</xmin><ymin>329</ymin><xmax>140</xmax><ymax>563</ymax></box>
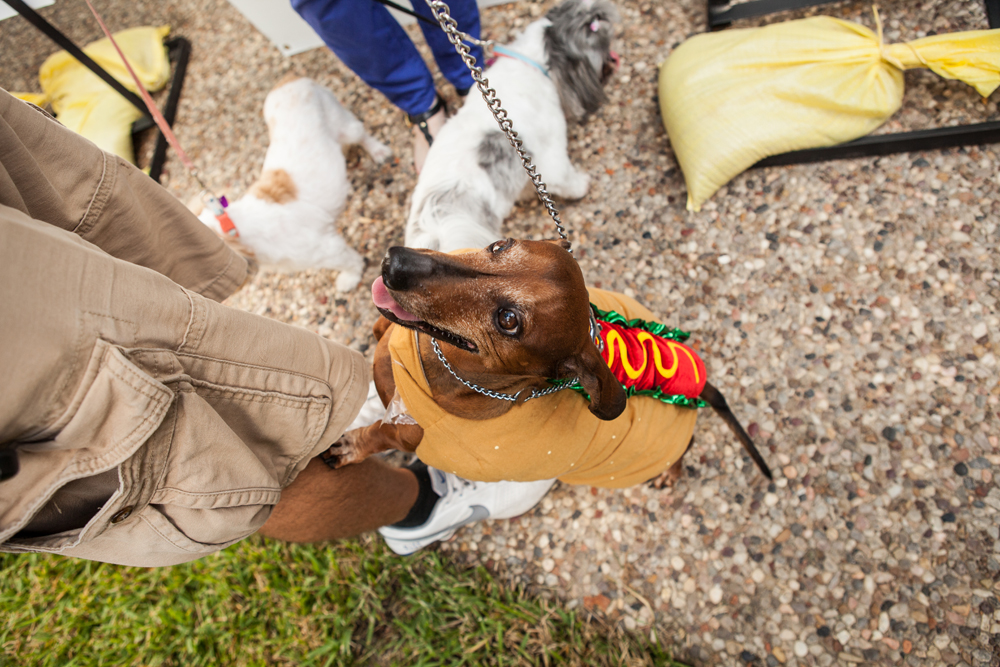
<box><xmin>110</xmin><ymin>506</ymin><xmax>133</xmax><ymax>524</ymax></box>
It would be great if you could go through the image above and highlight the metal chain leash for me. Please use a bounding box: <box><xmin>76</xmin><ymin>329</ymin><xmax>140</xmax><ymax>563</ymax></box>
<box><xmin>424</xmin><ymin>0</ymin><xmax>570</xmax><ymax>247</ymax></box>
<box><xmin>422</xmin><ymin>1</ymin><xmax>585</xmax><ymax>402</ymax></box>
<box><xmin>375</xmin><ymin>0</ymin><xmax>492</xmax><ymax>48</ymax></box>
<box><xmin>432</xmin><ymin>339</ymin><xmax>578</xmax><ymax>402</ymax></box>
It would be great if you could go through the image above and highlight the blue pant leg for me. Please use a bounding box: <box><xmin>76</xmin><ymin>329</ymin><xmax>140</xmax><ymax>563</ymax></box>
<box><xmin>291</xmin><ymin>0</ymin><xmax>438</xmax><ymax>116</ymax></box>
<box><xmin>410</xmin><ymin>0</ymin><xmax>483</xmax><ymax>92</ymax></box>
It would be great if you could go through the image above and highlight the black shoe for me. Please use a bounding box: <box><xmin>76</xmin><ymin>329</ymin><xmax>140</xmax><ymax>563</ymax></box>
<box><xmin>407</xmin><ymin>94</ymin><xmax>446</xmax><ymax>147</ymax></box>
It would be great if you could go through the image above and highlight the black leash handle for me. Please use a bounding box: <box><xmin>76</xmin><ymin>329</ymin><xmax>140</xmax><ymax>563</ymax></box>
<box><xmin>373</xmin><ymin>0</ymin><xmax>490</xmax><ymax>48</ymax></box>
<box><xmin>4</xmin><ymin>0</ymin><xmax>150</xmax><ymax>116</ymax></box>
<box><xmin>372</xmin><ymin>0</ymin><xmax>439</xmax><ymax>27</ymax></box>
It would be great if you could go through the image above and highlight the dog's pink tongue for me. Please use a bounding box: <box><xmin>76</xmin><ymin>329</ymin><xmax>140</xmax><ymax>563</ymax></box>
<box><xmin>610</xmin><ymin>50</ymin><xmax>621</xmax><ymax>71</ymax></box>
<box><xmin>371</xmin><ymin>276</ymin><xmax>421</xmax><ymax>322</ymax></box>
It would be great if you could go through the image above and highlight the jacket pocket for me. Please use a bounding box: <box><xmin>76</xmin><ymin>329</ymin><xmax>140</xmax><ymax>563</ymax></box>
<box><xmin>1</xmin><ymin>339</ymin><xmax>173</xmax><ymax>544</ymax></box>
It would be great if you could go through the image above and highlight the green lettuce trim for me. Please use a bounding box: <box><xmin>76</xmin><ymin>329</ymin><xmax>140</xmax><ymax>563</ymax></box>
<box><xmin>591</xmin><ymin>304</ymin><xmax>693</xmax><ymax>343</ymax></box>
<box><xmin>555</xmin><ymin>304</ymin><xmax>708</xmax><ymax>409</ymax></box>
<box><xmin>565</xmin><ymin>383</ymin><xmax>708</xmax><ymax>410</ymax></box>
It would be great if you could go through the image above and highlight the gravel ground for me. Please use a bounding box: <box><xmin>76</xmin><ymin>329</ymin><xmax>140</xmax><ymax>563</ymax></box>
<box><xmin>4</xmin><ymin>0</ymin><xmax>1000</xmax><ymax>665</ymax></box>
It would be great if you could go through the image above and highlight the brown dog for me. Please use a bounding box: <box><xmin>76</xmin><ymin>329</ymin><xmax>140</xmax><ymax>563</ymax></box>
<box><xmin>325</xmin><ymin>239</ymin><xmax>771</xmax><ymax>489</ymax></box>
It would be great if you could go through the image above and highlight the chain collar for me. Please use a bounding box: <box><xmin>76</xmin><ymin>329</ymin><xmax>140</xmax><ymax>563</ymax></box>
<box><xmin>589</xmin><ymin>307</ymin><xmax>605</xmax><ymax>353</ymax></box>
<box><xmin>430</xmin><ymin>307</ymin><xmax>603</xmax><ymax>403</ymax></box>
<box><xmin>430</xmin><ymin>339</ymin><xmax>578</xmax><ymax>403</ymax></box>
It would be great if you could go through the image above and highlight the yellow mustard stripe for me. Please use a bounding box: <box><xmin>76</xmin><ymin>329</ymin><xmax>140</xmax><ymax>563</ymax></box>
<box><xmin>667</xmin><ymin>340</ymin><xmax>700</xmax><ymax>385</ymax></box>
<box><xmin>605</xmin><ymin>328</ymin><xmax>702</xmax><ymax>385</ymax></box>
<box><xmin>637</xmin><ymin>332</ymin><xmax>678</xmax><ymax>379</ymax></box>
<box><xmin>605</xmin><ymin>330</ymin><xmax>645</xmax><ymax>380</ymax></box>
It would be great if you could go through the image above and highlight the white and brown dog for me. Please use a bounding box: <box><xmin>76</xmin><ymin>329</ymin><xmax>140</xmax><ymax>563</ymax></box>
<box><xmin>405</xmin><ymin>0</ymin><xmax>619</xmax><ymax>252</ymax></box>
<box><xmin>197</xmin><ymin>77</ymin><xmax>391</xmax><ymax>292</ymax></box>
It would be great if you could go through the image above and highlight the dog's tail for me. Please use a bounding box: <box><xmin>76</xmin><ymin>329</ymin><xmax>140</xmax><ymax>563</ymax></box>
<box><xmin>700</xmin><ymin>381</ymin><xmax>773</xmax><ymax>480</ymax></box>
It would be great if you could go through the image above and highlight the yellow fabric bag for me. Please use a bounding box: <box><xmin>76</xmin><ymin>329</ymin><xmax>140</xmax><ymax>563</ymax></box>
<box><xmin>658</xmin><ymin>14</ymin><xmax>1000</xmax><ymax>211</ymax></box>
<box><xmin>14</xmin><ymin>26</ymin><xmax>171</xmax><ymax>163</ymax></box>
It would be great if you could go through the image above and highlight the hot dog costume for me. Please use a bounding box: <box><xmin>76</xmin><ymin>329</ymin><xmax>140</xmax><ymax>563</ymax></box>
<box><xmin>388</xmin><ymin>288</ymin><xmax>707</xmax><ymax>488</ymax></box>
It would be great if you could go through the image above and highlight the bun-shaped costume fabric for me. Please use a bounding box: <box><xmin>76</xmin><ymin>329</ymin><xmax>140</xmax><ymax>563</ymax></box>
<box><xmin>388</xmin><ymin>287</ymin><xmax>706</xmax><ymax>488</ymax></box>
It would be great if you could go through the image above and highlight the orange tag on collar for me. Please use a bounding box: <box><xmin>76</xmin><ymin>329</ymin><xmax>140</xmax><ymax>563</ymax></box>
<box><xmin>215</xmin><ymin>211</ymin><xmax>238</xmax><ymax>237</ymax></box>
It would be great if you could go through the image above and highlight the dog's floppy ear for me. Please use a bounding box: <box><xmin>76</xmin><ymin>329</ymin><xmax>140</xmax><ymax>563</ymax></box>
<box><xmin>544</xmin><ymin>0</ymin><xmax>619</xmax><ymax>120</ymax></box>
<box><xmin>562</xmin><ymin>346</ymin><xmax>626</xmax><ymax>420</ymax></box>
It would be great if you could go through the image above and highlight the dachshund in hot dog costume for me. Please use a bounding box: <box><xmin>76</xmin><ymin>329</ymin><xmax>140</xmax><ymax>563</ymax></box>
<box><xmin>325</xmin><ymin>239</ymin><xmax>772</xmax><ymax>489</ymax></box>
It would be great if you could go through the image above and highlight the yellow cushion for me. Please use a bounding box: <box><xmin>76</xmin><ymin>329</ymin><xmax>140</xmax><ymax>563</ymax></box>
<box><xmin>658</xmin><ymin>15</ymin><xmax>1000</xmax><ymax>211</ymax></box>
<box><xmin>37</xmin><ymin>26</ymin><xmax>171</xmax><ymax>163</ymax></box>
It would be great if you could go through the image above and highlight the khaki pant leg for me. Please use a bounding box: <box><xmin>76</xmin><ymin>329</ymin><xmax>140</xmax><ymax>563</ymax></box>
<box><xmin>0</xmin><ymin>206</ymin><xmax>369</xmax><ymax>565</ymax></box>
<box><xmin>0</xmin><ymin>90</ymin><xmax>370</xmax><ymax>566</ymax></box>
<box><xmin>0</xmin><ymin>88</ymin><xmax>248</xmax><ymax>300</ymax></box>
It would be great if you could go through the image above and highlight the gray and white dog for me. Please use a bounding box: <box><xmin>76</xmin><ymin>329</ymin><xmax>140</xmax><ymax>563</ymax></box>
<box><xmin>405</xmin><ymin>0</ymin><xmax>619</xmax><ymax>252</ymax></box>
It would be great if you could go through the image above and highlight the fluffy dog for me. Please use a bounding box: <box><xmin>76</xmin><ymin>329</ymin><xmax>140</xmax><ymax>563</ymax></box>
<box><xmin>405</xmin><ymin>0</ymin><xmax>619</xmax><ymax>252</ymax></box>
<box><xmin>197</xmin><ymin>77</ymin><xmax>391</xmax><ymax>292</ymax></box>
<box><xmin>324</xmin><ymin>240</ymin><xmax>772</xmax><ymax>491</ymax></box>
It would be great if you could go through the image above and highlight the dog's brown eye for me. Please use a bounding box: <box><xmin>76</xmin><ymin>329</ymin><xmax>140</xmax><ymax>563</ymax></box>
<box><xmin>488</xmin><ymin>239</ymin><xmax>512</xmax><ymax>254</ymax></box>
<box><xmin>496</xmin><ymin>308</ymin><xmax>519</xmax><ymax>333</ymax></box>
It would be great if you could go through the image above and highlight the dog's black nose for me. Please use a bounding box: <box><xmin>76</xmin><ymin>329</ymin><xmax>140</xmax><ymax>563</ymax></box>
<box><xmin>382</xmin><ymin>247</ymin><xmax>436</xmax><ymax>291</ymax></box>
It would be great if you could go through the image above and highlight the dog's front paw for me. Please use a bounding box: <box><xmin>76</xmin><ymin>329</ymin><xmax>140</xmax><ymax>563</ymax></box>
<box><xmin>365</xmin><ymin>138</ymin><xmax>393</xmax><ymax>164</ymax></box>
<box><xmin>335</xmin><ymin>270</ymin><xmax>362</xmax><ymax>293</ymax></box>
<box><xmin>563</xmin><ymin>171</ymin><xmax>591</xmax><ymax>200</ymax></box>
<box><xmin>320</xmin><ymin>434</ymin><xmax>364</xmax><ymax>469</ymax></box>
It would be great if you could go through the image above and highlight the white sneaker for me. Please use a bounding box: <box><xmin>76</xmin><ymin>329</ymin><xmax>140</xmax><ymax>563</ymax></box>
<box><xmin>378</xmin><ymin>468</ymin><xmax>556</xmax><ymax>555</ymax></box>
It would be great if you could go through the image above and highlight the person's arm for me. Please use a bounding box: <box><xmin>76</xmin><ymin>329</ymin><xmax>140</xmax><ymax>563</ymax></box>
<box><xmin>0</xmin><ymin>89</ymin><xmax>249</xmax><ymax>302</ymax></box>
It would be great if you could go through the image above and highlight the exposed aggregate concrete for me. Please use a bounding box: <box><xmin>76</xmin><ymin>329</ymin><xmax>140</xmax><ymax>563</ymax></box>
<box><xmin>4</xmin><ymin>0</ymin><xmax>1000</xmax><ymax>664</ymax></box>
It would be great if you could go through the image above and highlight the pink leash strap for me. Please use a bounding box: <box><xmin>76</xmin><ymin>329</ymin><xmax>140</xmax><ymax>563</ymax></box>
<box><xmin>82</xmin><ymin>0</ymin><xmax>238</xmax><ymax>237</ymax></box>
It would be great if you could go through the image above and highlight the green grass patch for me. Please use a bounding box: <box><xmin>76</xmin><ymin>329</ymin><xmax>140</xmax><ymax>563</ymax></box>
<box><xmin>1</xmin><ymin>536</ymin><xmax>686</xmax><ymax>666</ymax></box>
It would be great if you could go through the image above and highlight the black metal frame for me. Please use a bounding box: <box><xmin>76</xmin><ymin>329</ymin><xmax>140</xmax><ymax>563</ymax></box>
<box><xmin>6</xmin><ymin>0</ymin><xmax>189</xmax><ymax>183</ymax></box>
<box><xmin>703</xmin><ymin>0</ymin><xmax>1000</xmax><ymax>166</ymax></box>
<box><xmin>707</xmin><ymin>0</ymin><xmax>839</xmax><ymax>30</ymax></box>
<box><xmin>145</xmin><ymin>37</ymin><xmax>190</xmax><ymax>182</ymax></box>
